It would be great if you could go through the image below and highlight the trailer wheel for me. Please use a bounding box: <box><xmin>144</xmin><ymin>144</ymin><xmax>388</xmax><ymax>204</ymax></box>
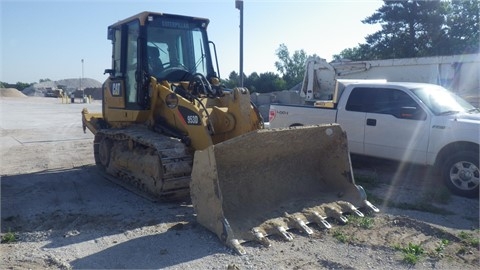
<box><xmin>441</xmin><ymin>151</ymin><xmax>479</xmax><ymax>198</ymax></box>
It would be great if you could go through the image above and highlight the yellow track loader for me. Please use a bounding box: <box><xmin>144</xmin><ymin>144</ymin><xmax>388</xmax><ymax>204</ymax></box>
<box><xmin>82</xmin><ymin>11</ymin><xmax>378</xmax><ymax>254</ymax></box>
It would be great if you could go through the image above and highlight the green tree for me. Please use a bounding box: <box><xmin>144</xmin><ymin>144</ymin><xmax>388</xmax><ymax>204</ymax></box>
<box><xmin>223</xmin><ymin>71</ymin><xmax>239</xmax><ymax>89</ymax></box>
<box><xmin>39</xmin><ymin>78</ymin><xmax>51</xmax><ymax>83</ymax></box>
<box><xmin>0</xmin><ymin>81</ymin><xmax>33</xmax><ymax>90</ymax></box>
<box><xmin>222</xmin><ymin>71</ymin><xmax>286</xmax><ymax>93</ymax></box>
<box><xmin>444</xmin><ymin>0</ymin><xmax>479</xmax><ymax>54</ymax></box>
<box><xmin>274</xmin><ymin>44</ymin><xmax>309</xmax><ymax>89</ymax></box>
<box><xmin>15</xmin><ymin>82</ymin><xmax>32</xmax><ymax>91</ymax></box>
<box><xmin>333</xmin><ymin>44</ymin><xmax>374</xmax><ymax>61</ymax></box>
<box><xmin>362</xmin><ymin>0</ymin><xmax>445</xmax><ymax>59</ymax></box>
<box><xmin>244</xmin><ymin>72</ymin><xmax>260</xmax><ymax>92</ymax></box>
<box><xmin>334</xmin><ymin>0</ymin><xmax>479</xmax><ymax>60</ymax></box>
<box><xmin>255</xmin><ymin>72</ymin><xmax>286</xmax><ymax>93</ymax></box>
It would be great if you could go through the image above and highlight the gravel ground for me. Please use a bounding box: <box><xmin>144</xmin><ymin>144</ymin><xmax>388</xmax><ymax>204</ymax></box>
<box><xmin>1</xmin><ymin>96</ymin><xmax>478</xmax><ymax>269</ymax></box>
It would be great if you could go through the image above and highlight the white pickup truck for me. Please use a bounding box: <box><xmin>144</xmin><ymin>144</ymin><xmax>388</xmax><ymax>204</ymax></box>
<box><xmin>269</xmin><ymin>80</ymin><xmax>480</xmax><ymax>197</ymax></box>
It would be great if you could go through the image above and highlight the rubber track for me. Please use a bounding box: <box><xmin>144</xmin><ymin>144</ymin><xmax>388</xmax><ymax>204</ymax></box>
<box><xmin>95</xmin><ymin>126</ymin><xmax>193</xmax><ymax>201</ymax></box>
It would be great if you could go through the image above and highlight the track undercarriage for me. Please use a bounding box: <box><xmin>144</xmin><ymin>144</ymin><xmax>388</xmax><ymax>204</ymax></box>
<box><xmin>94</xmin><ymin>126</ymin><xmax>193</xmax><ymax>201</ymax></box>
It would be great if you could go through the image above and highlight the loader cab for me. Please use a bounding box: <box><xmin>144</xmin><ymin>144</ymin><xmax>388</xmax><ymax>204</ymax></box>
<box><xmin>103</xmin><ymin>12</ymin><xmax>216</xmax><ymax>122</ymax></box>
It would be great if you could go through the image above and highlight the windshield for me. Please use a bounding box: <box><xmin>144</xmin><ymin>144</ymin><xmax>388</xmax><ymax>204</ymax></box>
<box><xmin>410</xmin><ymin>85</ymin><xmax>478</xmax><ymax>115</ymax></box>
<box><xmin>145</xmin><ymin>16</ymin><xmax>211</xmax><ymax>78</ymax></box>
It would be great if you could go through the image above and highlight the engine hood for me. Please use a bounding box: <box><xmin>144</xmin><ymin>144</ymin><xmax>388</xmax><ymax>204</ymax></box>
<box><xmin>452</xmin><ymin>112</ymin><xmax>480</xmax><ymax>125</ymax></box>
<box><xmin>431</xmin><ymin>113</ymin><xmax>480</xmax><ymax>144</ymax></box>
<box><xmin>440</xmin><ymin>113</ymin><xmax>480</xmax><ymax>140</ymax></box>
<box><xmin>432</xmin><ymin>112</ymin><xmax>479</xmax><ymax>134</ymax></box>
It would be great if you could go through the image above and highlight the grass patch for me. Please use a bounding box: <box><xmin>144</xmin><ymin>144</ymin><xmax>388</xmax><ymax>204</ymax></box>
<box><xmin>394</xmin><ymin>242</ymin><xmax>424</xmax><ymax>265</ymax></box>
<box><xmin>432</xmin><ymin>239</ymin><xmax>450</xmax><ymax>257</ymax></box>
<box><xmin>332</xmin><ymin>230</ymin><xmax>349</xmax><ymax>243</ymax></box>
<box><xmin>1</xmin><ymin>229</ymin><xmax>17</xmax><ymax>244</ymax></box>
<box><xmin>349</xmin><ymin>215</ymin><xmax>375</xmax><ymax>229</ymax></box>
<box><xmin>457</xmin><ymin>246</ymin><xmax>468</xmax><ymax>255</ymax></box>
<box><xmin>329</xmin><ymin>216</ymin><xmax>374</xmax><ymax>245</ymax></box>
<box><xmin>458</xmin><ymin>231</ymin><xmax>480</xmax><ymax>248</ymax></box>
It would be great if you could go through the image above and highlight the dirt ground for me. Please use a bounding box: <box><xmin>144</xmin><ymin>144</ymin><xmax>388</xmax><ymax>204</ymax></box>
<box><xmin>1</xmin><ymin>96</ymin><xmax>479</xmax><ymax>269</ymax></box>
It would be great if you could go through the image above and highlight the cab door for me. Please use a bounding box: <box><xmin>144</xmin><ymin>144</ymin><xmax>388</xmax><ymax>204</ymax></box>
<box><xmin>362</xmin><ymin>87</ymin><xmax>430</xmax><ymax>163</ymax></box>
<box><xmin>104</xmin><ymin>19</ymin><xmax>148</xmax><ymax>122</ymax></box>
<box><xmin>336</xmin><ymin>88</ymin><xmax>368</xmax><ymax>155</ymax></box>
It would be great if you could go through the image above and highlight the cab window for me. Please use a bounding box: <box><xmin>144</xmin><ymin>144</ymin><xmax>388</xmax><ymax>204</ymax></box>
<box><xmin>346</xmin><ymin>87</ymin><xmax>426</xmax><ymax>120</ymax></box>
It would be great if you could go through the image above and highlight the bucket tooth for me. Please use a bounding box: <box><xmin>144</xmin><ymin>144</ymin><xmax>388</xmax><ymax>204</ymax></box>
<box><xmin>326</xmin><ymin>206</ymin><xmax>348</xmax><ymax>224</ymax></box>
<box><xmin>336</xmin><ymin>215</ymin><xmax>348</xmax><ymax>224</ymax></box>
<box><xmin>292</xmin><ymin>217</ymin><xmax>314</xmax><ymax>235</ymax></box>
<box><xmin>284</xmin><ymin>213</ymin><xmax>314</xmax><ymax>235</ymax></box>
<box><xmin>356</xmin><ymin>185</ymin><xmax>380</xmax><ymax>213</ymax></box>
<box><xmin>252</xmin><ymin>227</ymin><xmax>271</xmax><ymax>247</ymax></box>
<box><xmin>308</xmin><ymin>211</ymin><xmax>332</xmax><ymax>229</ymax></box>
<box><xmin>352</xmin><ymin>209</ymin><xmax>364</xmax><ymax>217</ymax></box>
<box><xmin>338</xmin><ymin>201</ymin><xmax>364</xmax><ymax>217</ymax></box>
<box><xmin>229</xmin><ymin>239</ymin><xmax>246</xmax><ymax>255</ymax></box>
<box><xmin>276</xmin><ymin>226</ymin><xmax>294</xmax><ymax>241</ymax></box>
<box><xmin>364</xmin><ymin>200</ymin><xmax>380</xmax><ymax>213</ymax></box>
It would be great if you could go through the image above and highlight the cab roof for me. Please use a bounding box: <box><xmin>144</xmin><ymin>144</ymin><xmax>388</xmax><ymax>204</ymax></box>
<box><xmin>108</xmin><ymin>11</ymin><xmax>210</xmax><ymax>28</ymax></box>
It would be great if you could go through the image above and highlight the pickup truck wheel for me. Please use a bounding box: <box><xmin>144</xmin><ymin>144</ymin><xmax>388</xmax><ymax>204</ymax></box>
<box><xmin>441</xmin><ymin>151</ymin><xmax>479</xmax><ymax>198</ymax></box>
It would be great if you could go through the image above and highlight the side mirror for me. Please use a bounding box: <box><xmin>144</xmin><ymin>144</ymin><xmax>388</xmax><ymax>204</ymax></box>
<box><xmin>104</xmin><ymin>69</ymin><xmax>114</xmax><ymax>75</ymax></box>
<box><xmin>399</xmin><ymin>106</ymin><xmax>427</xmax><ymax>120</ymax></box>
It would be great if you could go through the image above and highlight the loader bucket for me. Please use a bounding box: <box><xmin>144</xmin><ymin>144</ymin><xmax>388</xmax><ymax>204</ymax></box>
<box><xmin>190</xmin><ymin>124</ymin><xmax>378</xmax><ymax>254</ymax></box>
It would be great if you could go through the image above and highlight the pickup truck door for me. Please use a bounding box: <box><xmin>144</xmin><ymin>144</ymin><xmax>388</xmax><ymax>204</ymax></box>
<box><xmin>336</xmin><ymin>89</ymin><xmax>367</xmax><ymax>155</ymax></box>
<box><xmin>360</xmin><ymin>87</ymin><xmax>430</xmax><ymax>163</ymax></box>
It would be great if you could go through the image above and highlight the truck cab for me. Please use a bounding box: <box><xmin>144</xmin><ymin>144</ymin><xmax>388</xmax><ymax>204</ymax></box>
<box><xmin>336</xmin><ymin>82</ymin><xmax>430</xmax><ymax>163</ymax></box>
<box><xmin>103</xmin><ymin>12</ymin><xmax>217</xmax><ymax>122</ymax></box>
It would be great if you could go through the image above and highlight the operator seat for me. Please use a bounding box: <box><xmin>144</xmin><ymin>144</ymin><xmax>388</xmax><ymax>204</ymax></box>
<box><xmin>147</xmin><ymin>46</ymin><xmax>163</xmax><ymax>77</ymax></box>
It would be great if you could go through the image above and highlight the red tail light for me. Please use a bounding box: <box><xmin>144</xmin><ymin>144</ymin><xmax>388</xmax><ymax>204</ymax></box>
<box><xmin>269</xmin><ymin>109</ymin><xmax>276</xmax><ymax>122</ymax></box>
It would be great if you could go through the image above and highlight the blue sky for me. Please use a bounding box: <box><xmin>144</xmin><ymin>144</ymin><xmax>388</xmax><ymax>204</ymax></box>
<box><xmin>1</xmin><ymin>0</ymin><xmax>382</xmax><ymax>84</ymax></box>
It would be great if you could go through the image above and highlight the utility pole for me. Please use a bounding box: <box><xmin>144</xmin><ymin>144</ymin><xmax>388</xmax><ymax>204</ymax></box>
<box><xmin>81</xmin><ymin>59</ymin><xmax>84</xmax><ymax>97</ymax></box>
<box><xmin>235</xmin><ymin>0</ymin><xmax>244</xmax><ymax>87</ymax></box>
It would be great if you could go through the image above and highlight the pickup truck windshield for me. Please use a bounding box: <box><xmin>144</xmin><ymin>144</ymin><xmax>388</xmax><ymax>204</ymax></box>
<box><xmin>410</xmin><ymin>85</ymin><xmax>477</xmax><ymax>115</ymax></box>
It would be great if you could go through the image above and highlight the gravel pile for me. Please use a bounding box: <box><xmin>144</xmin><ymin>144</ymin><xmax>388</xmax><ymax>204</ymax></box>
<box><xmin>0</xmin><ymin>88</ymin><xmax>27</xmax><ymax>98</ymax></box>
<box><xmin>21</xmin><ymin>78</ymin><xmax>102</xmax><ymax>96</ymax></box>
